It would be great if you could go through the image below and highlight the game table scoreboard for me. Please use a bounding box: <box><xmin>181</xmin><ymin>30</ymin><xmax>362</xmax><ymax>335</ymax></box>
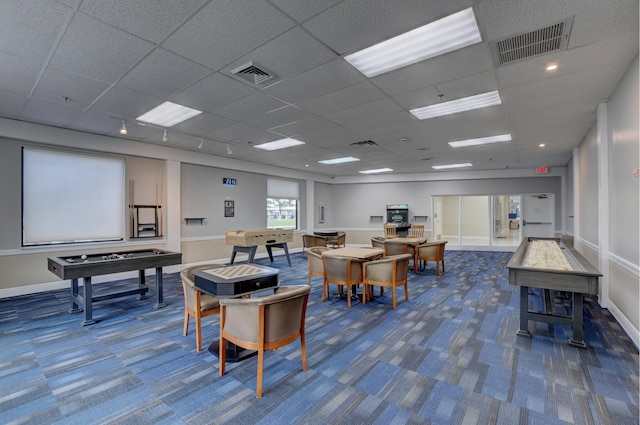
<box><xmin>48</xmin><ymin>248</ymin><xmax>182</xmax><ymax>325</ymax></box>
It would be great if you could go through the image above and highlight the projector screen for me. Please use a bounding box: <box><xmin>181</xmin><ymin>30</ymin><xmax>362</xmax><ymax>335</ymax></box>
<box><xmin>22</xmin><ymin>147</ymin><xmax>125</xmax><ymax>246</ymax></box>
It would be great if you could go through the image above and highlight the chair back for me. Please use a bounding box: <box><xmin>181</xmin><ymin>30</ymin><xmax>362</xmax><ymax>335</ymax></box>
<box><xmin>409</xmin><ymin>225</ymin><xmax>425</xmax><ymax>238</ymax></box>
<box><xmin>384</xmin><ymin>224</ymin><xmax>397</xmax><ymax>238</ymax></box>
<box><xmin>371</xmin><ymin>236</ymin><xmax>386</xmax><ymax>249</ymax></box>
<box><xmin>220</xmin><ymin>285</ymin><xmax>310</xmax><ymax>345</ymax></box>
<box><xmin>307</xmin><ymin>247</ymin><xmax>329</xmax><ymax>284</ymax></box>
<box><xmin>322</xmin><ymin>255</ymin><xmax>363</xmax><ymax>285</ymax></box>
<box><xmin>416</xmin><ymin>241</ymin><xmax>448</xmax><ymax>275</ymax></box>
<box><xmin>181</xmin><ymin>264</ymin><xmax>223</xmax><ymax>309</ymax></box>
<box><xmin>384</xmin><ymin>241</ymin><xmax>408</xmax><ymax>256</ymax></box>
<box><xmin>363</xmin><ymin>254</ymin><xmax>412</xmax><ymax>283</ymax></box>
<box><xmin>302</xmin><ymin>234</ymin><xmax>327</xmax><ymax>256</ymax></box>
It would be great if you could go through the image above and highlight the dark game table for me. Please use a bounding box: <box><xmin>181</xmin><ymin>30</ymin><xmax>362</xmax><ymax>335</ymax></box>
<box><xmin>47</xmin><ymin>248</ymin><xmax>182</xmax><ymax>325</ymax></box>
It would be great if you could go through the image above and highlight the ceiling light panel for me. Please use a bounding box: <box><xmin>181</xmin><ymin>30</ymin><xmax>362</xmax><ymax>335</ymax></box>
<box><xmin>254</xmin><ymin>137</ymin><xmax>305</xmax><ymax>151</ymax></box>
<box><xmin>449</xmin><ymin>134</ymin><xmax>512</xmax><ymax>148</ymax></box>
<box><xmin>319</xmin><ymin>157</ymin><xmax>360</xmax><ymax>165</ymax></box>
<box><xmin>137</xmin><ymin>101</ymin><xmax>202</xmax><ymax>127</ymax></box>
<box><xmin>432</xmin><ymin>162</ymin><xmax>473</xmax><ymax>170</ymax></box>
<box><xmin>359</xmin><ymin>168</ymin><xmax>393</xmax><ymax>174</ymax></box>
<box><xmin>410</xmin><ymin>91</ymin><xmax>501</xmax><ymax>120</ymax></box>
<box><xmin>344</xmin><ymin>7</ymin><xmax>481</xmax><ymax>78</ymax></box>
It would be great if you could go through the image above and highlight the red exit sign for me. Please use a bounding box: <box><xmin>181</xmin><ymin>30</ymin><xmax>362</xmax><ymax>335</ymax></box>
<box><xmin>537</xmin><ymin>166</ymin><xmax>548</xmax><ymax>174</ymax></box>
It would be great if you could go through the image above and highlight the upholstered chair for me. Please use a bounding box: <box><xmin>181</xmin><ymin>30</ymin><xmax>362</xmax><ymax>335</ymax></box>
<box><xmin>219</xmin><ymin>285</ymin><xmax>310</xmax><ymax>398</ymax></box>
<box><xmin>383</xmin><ymin>241</ymin><xmax>416</xmax><ymax>271</ymax></box>
<box><xmin>326</xmin><ymin>232</ymin><xmax>346</xmax><ymax>248</ymax></box>
<box><xmin>362</xmin><ymin>253</ymin><xmax>412</xmax><ymax>310</ymax></box>
<box><xmin>307</xmin><ymin>246</ymin><xmax>330</xmax><ymax>286</ymax></box>
<box><xmin>416</xmin><ymin>241</ymin><xmax>448</xmax><ymax>276</ymax></box>
<box><xmin>181</xmin><ymin>264</ymin><xmax>223</xmax><ymax>352</ymax></box>
<box><xmin>371</xmin><ymin>236</ymin><xmax>386</xmax><ymax>249</ymax></box>
<box><xmin>301</xmin><ymin>234</ymin><xmax>327</xmax><ymax>256</ymax></box>
<box><xmin>321</xmin><ymin>255</ymin><xmax>363</xmax><ymax>308</ymax></box>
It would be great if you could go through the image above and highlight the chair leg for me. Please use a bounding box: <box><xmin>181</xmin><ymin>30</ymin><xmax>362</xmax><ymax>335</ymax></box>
<box><xmin>391</xmin><ymin>285</ymin><xmax>397</xmax><ymax>310</ymax></box>
<box><xmin>195</xmin><ymin>315</ymin><xmax>202</xmax><ymax>352</ymax></box>
<box><xmin>347</xmin><ymin>284</ymin><xmax>351</xmax><ymax>308</ymax></box>
<box><xmin>300</xmin><ymin>333</ymin><xmax>308</xmax><ymax>371</ymax></box>
<box><xmin>219</xmin><ymin>311</ymin><xmax>226</xmax><ymax>377</ymax></box>
<box><xmin>183</xmin><ymin>311</ymin><xmax>189</xmax><ymax>336</ymax></box>
<box><xmin>404</xmin><ymin>282</ymin><xmax>409</xmax><ymax>302</ymax></box>
<box><xmin>256</xmin><ymin>348</ymin><xmax>264</xmax><ymax>398</ymax></box>
<box><xmin>362</xmin><ymin>283</ymin><xmax>367</xmax><ymax>305</ymax></box>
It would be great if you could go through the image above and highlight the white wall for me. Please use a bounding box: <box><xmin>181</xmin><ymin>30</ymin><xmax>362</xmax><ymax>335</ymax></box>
<box><xmin>574</xmin><ymin>55</ymin><xmax>639</xmax><ymax>346</ymax></box>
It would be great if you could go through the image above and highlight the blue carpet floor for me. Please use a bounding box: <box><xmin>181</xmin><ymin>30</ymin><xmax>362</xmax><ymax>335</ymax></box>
<box><xmin>0</xmin><ymin>250</ymin><xmax>638</xmax><ymax>424</ymax></box>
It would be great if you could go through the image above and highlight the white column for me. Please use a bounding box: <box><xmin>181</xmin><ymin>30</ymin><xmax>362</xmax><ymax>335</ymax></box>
<box><xmin>596</xmin><ymin>102</ymin><xmax>610</xmax><ymax>308</ymax></box>
<box><xmin>305</xmin><ymin>180</ymin><xmax>315</xmax><ymax>233</ymax></box>
<box><xmin>165</xmin><ymin>160</ymin><xmax>182</xmax><ymax>271</ymax></box>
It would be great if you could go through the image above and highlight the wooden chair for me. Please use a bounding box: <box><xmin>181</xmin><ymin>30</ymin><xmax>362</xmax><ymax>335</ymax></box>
<box><xmin>181</xmin><ymin>264</ymin><xmax>222</xmax><ymax>352</ymax></box>
<box><xmin>416</xmin><ymin>241</ymin><xmax>448</xmax><ymax>276</ymax></box>
<box><xmin>409</xmin><ymin>225</ymin><xmax>425</xmax><ymax>238</ymax></box>
<box><xmin>306</xmin><ymin>246</ymin><xmax>329</xmax><ymax>286</ymax></box>
<box><xmin>384</xmin><ymin>224</ymin><xmax>397</xmax><ymax>238</ymax></box>
<box><xmin>321</xmin><ymin>255</ymin><xmax>363</xmax><ymax>308</ymax></box>
<box><xmin>326</xmin><ymin>232</ymin><xmax>346</xmax><ymax>248</ymax></box>
<box><xmin>301</xmin><ymin>234</ymin><xmax>327</xmax><ymax>256</ymax></box>
<box><xmin>219</xmin><ymin>285</ymin><xmax>310</xmax><ymax>398</ymax></box>
<box><xmin>384</xmin><ymin>241</ymin><xmax>416</xmax><ymax>272</ymax></box>
<box><xmin>363</xmin><ymin>254</ymin><xmax>412</xmax><ymax>310</ymax></box>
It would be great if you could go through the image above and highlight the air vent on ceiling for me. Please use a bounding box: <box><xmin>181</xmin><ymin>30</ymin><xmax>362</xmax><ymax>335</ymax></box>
<box><xmin>350</xmin><ymin>140</ymin><xmax>379</xmax><ymax>146</ymax></box>
<box><xmin>490</xmin><ymin>17</ymin><xmax>573</xmax><ymax>66</ymax></box>
<box><xmin>230</xmin><ymin>61</ymin><xmax>275</xmax><ymax>85</ymax></box>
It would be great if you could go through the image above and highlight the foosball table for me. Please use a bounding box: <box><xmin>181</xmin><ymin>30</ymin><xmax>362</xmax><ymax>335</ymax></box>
<box><xmin>225</xmin><ymin>228</ymin><xmax>293</xmax><ymax>266</ymax></box>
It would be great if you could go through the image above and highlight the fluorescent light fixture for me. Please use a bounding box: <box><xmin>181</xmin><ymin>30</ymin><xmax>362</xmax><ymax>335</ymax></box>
<box><xmin>318</xmin><ymin>157</ymin><xmax>360</xmax><ymax>165</ymax></box>
<box><xmin>448</xmin><ymin>134</ymin><xmax>512</xmax><ymax>148</ymax></box>
<box><xmin>254</xmin><ymin>137</ymin><xmax>305</xmax><ymax>151</ymax></box>
<box><xmin>410</xmin><ymin>91</ymin><xmax>502</xmax><ymax>120</ymax></box>
<box><xmin>359</xmin><ymin>168</ymin><xmax>394</xmax><ymax>174</ymax></box>
<box><xmin>344</xmin><ymin>7</ymin><xmax>481</xmax><ymax>77</ymax></box>
<box><xmin>136</xmin><ymin>101</ymin><xmax>202</xmax><ymax>127</ymax></box>
<box><xmin>432</xmin><ymin>162</ymin><xmax>473</xmax><ymax>170</ymax></box>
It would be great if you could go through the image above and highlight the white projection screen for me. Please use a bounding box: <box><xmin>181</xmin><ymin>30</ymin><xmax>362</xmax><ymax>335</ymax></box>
<box><xmin>22</xmin><ymin>147</ymin><xmax>125</xmax><ymax>246</ymax></box>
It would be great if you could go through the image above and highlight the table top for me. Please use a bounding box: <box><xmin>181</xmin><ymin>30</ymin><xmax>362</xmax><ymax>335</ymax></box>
<box><xmin>322</xmin><ymin>247</ymin><xmax>383</xmax><ymax>260</ymax></box>
<box><xmin>385</xmin><ymin>237</ymin><xmax>426</xmax><ymax>246</ymax></box>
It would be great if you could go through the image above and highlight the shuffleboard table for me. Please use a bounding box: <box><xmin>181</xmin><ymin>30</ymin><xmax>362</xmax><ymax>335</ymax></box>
<box><xmin>506</xmin><ymin>237</ymin><xmax>601</xmax><ymax>348</ymax></box>
<box><xmin>48</xmin><ymin>248</ymin><xmax>182</xmax><ymax>325</ymax></box>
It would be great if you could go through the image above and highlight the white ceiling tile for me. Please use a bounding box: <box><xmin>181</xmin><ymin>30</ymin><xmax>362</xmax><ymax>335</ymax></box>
<box><xmin>0</xmin><ymin>52</ymin><xmax>43</xmax><ymax>95</ymax></box>
<box><xmin>269</xmin><ymin>0</ymin><xmax>342</xmax><ymax>22</ymax></box>
<box><xmin>162</xmin><ymin>0</ymin><xmax>294</xmax><ymax>70</ymax></box>
<box><xmin>78</xmin><ymin>0</ymin><xmax>207</xmax><ymax>44</ymax></box>
<box><xmin>118</xmin><ymin>48</ymin><xmax>212</xmax><ymax>99</ymax></box>
<box><xmin>212</xmin><ymin>93</ymin><xmax>290</xmax><ymax>122</ymax></box>
<box><xmin>88</xmin><ymin>85</ymin><xmax>163</xmax><ymax>120</ymax></box>
<box><xmin>300</xmin><ymin>81</ymin><xmax>387</xmax><ymax>116</ymax></box>
<box><xmin>32</xmin><ymin>67</ymin><xmax>110</xmax><ymax>107</ymax></box>
<box><xmin>323</xmin><ymin>99</ymin><xmax>404</xmax><ymax>126</ymax></box>
<box><xmin>170</xmin><ymin>73</ymin><xmax>257</xmax><ymax>113</ymax></box>
<box><xmin>0</xmin><ymin>0</ymin><xmax>72</xmax><ymax>62</ymax></box>
<box><xmin>49</xmin><ymin>13</ymin><xmax>154</xmax><ymax>83</ymax></box>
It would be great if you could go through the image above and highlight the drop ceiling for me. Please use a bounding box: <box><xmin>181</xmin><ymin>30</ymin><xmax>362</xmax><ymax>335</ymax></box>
<box><xmin>0</xmin><ymin>0</ymin><xmax>637</xmax><ymax>177</ymax></box>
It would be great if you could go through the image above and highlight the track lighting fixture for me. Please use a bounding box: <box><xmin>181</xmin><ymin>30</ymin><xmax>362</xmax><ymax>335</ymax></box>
<box><xmin>119</xmin><ymin>120</ymin><xmax>127</xmax><ymax>135</ymax></box>
<box><xmin>162</xmin><ymin>129</ymin><xmax>168</xmax><ymax>142</ymax></box>
<box><xmin>226</xmin><ymin>144</ymin><xmax>232</xmax><ymax>155</ymax></box>
<box><xmin>198</xmin><ymin>138</ymin><xmax>204</xmax><ymax>149</ymax></box>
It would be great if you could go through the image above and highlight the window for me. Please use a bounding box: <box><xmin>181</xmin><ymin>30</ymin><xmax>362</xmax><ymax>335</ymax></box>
<box><xmin>267</xmin><ymin>179</ymin><xmax>299</xmax><ymax>230</ymax></box>
<box><xmin>22</xmin><ymin>147</ymin><xmax>125</xmax><ymax>246</ymax></box>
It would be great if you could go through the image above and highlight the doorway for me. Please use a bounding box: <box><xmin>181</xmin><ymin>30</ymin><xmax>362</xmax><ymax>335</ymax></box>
<box><xmin>521</xmin><ymin>193</ymin><xmax>555</xmax><ymax>238</ymax></box>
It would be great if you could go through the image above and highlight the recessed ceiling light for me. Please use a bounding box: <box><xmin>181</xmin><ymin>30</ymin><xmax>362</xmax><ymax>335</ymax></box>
<box><xmin>432</xmin><ymin>162</ymin><xmax>473</xmax><ymax>170</ymax></box>
<box><xmin>410</xmin><ymin>91</ymin><xmax>502</xmax><ymax>120</ymax></box>
<box><xmin>539</xmin><ymin>143</ymin><xmax>546</xmax><ymax>147</ymax></box>
<box><xmin>546</xmin><ymin>64</ymin><xmax>558</xmax><ymax>71</ymax></box>
<box><xmin>254</xmin><ymin>137</ymin><xmax>305</xmax><ymax>151</ymax></box>
<box><xmin>344</xmin><ymin>7</ymin><xmax>481</xmax><ymax>78</ymax></box>
<box><xmin>318</xmin><ymin>157</ymin><xmax>360</xmax><ymax>165</ymax></box>
<box><xmin>449</xmin><ymin>134</ymin><xmax>512</xmax><ymax>148</ymax></box>
<box><xmin>359</xmin><ymin>168</ymin><xmax>394</xmax><ymax>174</ymax></box>
<box><xmin>137</xmin><ymin>101</ymin><xmax>202</xmax><ymax>127</ymax></box>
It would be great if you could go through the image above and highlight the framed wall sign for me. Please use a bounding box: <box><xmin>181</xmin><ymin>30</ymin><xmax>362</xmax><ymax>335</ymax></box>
<box><xmin>224</xmin><ymin>200</ymin><xmax>234</xmax><ymax>217</ymax></box>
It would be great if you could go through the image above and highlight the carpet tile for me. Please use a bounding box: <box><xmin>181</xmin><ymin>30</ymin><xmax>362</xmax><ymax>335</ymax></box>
<box><xmin>0</xmin><ymin>250</ymin><xmax>638</xmax><ymax>424</ymax></box>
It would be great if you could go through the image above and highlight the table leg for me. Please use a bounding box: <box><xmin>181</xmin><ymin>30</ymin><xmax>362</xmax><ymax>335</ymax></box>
<box><xmin>69</xmin><ymin>278</ymin><xmax>81</xmax><ymax>313</ymax></box>
<box><xmin>208</xmin><ymin>339</ymin><xmax>257</xmax><ymax>362</ymax></box>
<box><xmin>248</xmin><ymin>246</ymin><xmax>257</xmax><ymax>263</ymax></box>
<box><xmin>138</xmin><ymin>270</ymin><xmax>147</xmax><ymax>300</ymax></box>
<box><xmin>569</xmin><ymin>292</ymin><xmax>587</xmax><ymax>348</ymax></box>
<box><xmin>282</xmin><ymin>243</ymin><xmax>291</xmax><ymax>266</ymax></box>
<box><xmin>81</xmin><ymin>277</ymin><xmax>96</xmax><ymax>326</ymax></box>
<box><xmin>154</xmin><ymin>267</ymin><xmax>166</xmax><ymax>309</ymax></box>
<box><xmin>230</xmin><ymin>247</ymin><xmax>238</xmax><ymax>264</ymax></box>
<box><xmin>516</xmin><ymin>285</ymin><xmax>532</xmax><ymax>338</ymax></box>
